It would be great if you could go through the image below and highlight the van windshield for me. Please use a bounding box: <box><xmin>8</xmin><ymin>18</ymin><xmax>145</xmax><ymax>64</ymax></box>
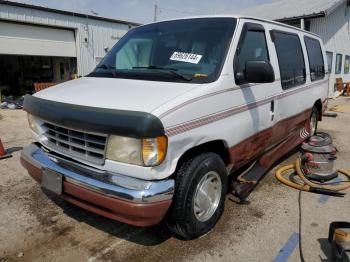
<box><xmin>89</xmin><ymin>18</ymin><xmax>236</xmax><ymax>83</ymax></box>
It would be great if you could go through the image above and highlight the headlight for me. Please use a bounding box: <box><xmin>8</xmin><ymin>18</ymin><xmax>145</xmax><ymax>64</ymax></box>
<box><xmin>27</xmin><ymin>113</ymin><xmax>40</xmax><ymax>134</ymax></box>
<box><xmin>106</xmin><ymin>136</ymin><xmax>142</xmax><ymax>165</ymax></box>
<box><xmin>106</xmin><ymin>135</ymin><xmax>167</xmax><ymax>166</ymax></box>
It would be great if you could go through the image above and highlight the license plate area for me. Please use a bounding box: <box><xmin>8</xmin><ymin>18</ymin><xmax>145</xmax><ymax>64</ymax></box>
<box><xmin>42</xmin><ymin>168</ymin><xmax>63</xmax><ymax>195</ymax></box>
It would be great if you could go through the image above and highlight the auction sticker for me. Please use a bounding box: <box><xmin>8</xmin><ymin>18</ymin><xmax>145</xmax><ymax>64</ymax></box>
<box><xmin>170</xmin><ymin>52</ymin><xmax>202</xmax><ymax>64</ymax></box>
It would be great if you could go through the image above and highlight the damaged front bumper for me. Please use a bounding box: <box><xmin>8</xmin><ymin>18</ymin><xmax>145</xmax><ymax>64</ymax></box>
<box><xmin>20</xmin><ymin>143</ymin><xmax>174</xmax><ymax>226</ymax></box>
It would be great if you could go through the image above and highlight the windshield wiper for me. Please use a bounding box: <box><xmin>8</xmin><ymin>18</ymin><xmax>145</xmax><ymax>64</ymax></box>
<box><xmin>132</xmin><ymin>65</ymin><xmax>192</xmax><ymax>81</ymax></box>
<box><xmin>96</xmin><ymin>64</ymin><xmax>115</xmax><ymax>70</ymax></box>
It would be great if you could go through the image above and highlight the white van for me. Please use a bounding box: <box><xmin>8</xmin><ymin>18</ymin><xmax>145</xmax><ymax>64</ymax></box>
<box><xmin>21</xmin><ymin>15</ymin><xmax>328</xmax><ymax>239</ymax></box>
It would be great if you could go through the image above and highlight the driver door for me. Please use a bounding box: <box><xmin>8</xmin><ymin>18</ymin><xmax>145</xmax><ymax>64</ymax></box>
<box><xmin>231</xmin><ymin>21</ymin><xmax>279</xmax><ymax>166</ymax></box>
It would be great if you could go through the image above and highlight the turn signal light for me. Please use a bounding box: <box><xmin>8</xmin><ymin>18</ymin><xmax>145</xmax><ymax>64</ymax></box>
<box><xmin>142</xmin><ymin>136</ymin><xmax>167</xmax><ymax>166</ymax></box>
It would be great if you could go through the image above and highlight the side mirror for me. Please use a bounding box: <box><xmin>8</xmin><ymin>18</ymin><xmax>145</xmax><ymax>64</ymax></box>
<box><xmin>245</xmin><ymin>60</ymin><xmax>275</xmax><ymax>83</ymax></box>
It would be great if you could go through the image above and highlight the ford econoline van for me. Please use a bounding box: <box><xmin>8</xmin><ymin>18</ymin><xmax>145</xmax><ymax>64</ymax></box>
<box><xmin>21</xmin><ymin>15</ymin><xmax>328</xmax><ymax>239</ymax></box>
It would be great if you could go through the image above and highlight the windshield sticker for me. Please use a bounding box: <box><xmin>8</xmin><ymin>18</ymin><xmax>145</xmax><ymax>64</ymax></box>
<box><xmin>170</xmin><ymin>52</ymin><xmax>203</xmax><ymax>64</ymax></box>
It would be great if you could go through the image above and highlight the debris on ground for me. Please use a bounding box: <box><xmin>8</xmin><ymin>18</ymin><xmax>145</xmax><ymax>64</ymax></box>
<box><xmin>330</xmin><ymin>104</ymin><xmax>350</xmax><ymax>113</ymax></box>
<box><xmin>0</xmin><ymin>96</ymin><xmax>24</xmax><ymax>109</ymax></box>
<box><xmin>50</xmin><ymin>215</ymin><xmax>59</xmax><ymax>223</ymax></box>
<box><xmin>323</xmin><ymin>111</ymin><xmax>338</xmax><ymax>117</ymax></box>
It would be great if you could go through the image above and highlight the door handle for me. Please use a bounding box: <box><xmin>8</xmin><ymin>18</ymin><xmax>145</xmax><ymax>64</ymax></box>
<box><xmin>270</xmin><ymin>100</ymin><xmax>275</xmax><ymax>121</ymax></box>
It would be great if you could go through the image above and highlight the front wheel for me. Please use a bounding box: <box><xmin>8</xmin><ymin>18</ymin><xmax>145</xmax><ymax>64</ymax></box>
<box><xmin>166</xmin><ymin>153</ymin><xmax>227</xmax><ymax>240</ymax></box>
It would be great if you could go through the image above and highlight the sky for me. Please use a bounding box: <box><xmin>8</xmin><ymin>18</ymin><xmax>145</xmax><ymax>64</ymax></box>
<box><xmin>16</xmin><ymin>0</ymin><xmax>273</xmax><ymax>24</ymax></box>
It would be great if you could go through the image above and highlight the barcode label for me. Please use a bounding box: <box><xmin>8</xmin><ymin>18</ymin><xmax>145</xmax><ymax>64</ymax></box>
<box><xmin>170</xmin><ymin>52</ymin><xmax>203</xmax><ymax>64</ymax></box>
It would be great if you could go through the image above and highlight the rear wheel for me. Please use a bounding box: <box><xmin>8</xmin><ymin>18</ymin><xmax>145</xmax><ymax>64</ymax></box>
<box><xmin>310</xmin><ymin>106</ymin><xmax>318</xmax><ymax>136</ymax></box>
<box><xmin>166</xmin><ymin>152</ymin><xmax>227</xmax><ymax>240</ymax></box>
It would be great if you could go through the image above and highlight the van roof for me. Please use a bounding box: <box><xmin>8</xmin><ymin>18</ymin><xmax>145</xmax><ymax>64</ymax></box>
<box><xmin>143</xmin><ymin>14</ymin><xmax>321</xmax><ymax>39</ymax></box>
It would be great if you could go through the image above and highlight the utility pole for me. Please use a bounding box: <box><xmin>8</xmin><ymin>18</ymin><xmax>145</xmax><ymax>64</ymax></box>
<box><xmin>154</xmin><ymin>3</ymin><xmax>158</xmax><ymax>22</ymax></box>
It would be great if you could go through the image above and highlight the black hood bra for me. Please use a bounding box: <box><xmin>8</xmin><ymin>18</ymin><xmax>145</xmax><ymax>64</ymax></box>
<box><xmin>23</xmin><ymin>95</ymin><xmax>165</xmax><ymax>138</ymax></box>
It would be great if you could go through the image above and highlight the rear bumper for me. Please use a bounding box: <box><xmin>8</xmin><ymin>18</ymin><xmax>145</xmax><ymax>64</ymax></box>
<box><xmin>20</xmin><ymin>143</ymin><xmax>174</xmax><ymax>226</ymax></box>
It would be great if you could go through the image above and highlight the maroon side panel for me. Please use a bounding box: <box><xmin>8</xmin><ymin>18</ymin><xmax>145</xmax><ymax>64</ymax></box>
<box><xmin>270</xmin><ymin>108</ymin><xmax>311</xmax><ymax>146</ymax></box>
<box><xmin>228</xmin><ymin>129</ymin><xmax>272</xmax><ymax>168</ymax></box>
<box><xmin>259</xmin><ymin>129</ymin><xmax>301</xmax><ymax>168</ymax></box>
<box><xmin>229</xmin><ymin>108</ymin><xmax>312</xmax><ymax>168</ymax></box>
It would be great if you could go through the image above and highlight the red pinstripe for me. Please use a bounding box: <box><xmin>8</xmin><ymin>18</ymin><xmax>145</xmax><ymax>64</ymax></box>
<box><xmin>164</xmin><ymin>79</ymin><xmax>327</xmax><ymax>137</ymax></box>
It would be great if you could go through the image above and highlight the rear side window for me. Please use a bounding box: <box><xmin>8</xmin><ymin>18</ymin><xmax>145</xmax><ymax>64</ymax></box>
<box><xmin>335</xmin><ymin>54</ymin><xmax>343</xmax><ymax>74</ymax></box>
<box><xmin>272</xmin><ymin>31</ymin><xmax>306</xmax><ymax>89</ymax></box>
<box><xmin>304</xmin><ymin>37</ymin><xmax>325</xmax><ymax>81</ymax></box>
<box><xmin>326</xmin><ymin>51</ymin><xmax>333</xmax><ymax>74</ymax></box>
<box><xmin>234</xmin><ymin>26</ymin><xmax>269</xmax><ymax>84</ymax></box>
<box><xmin>344</xmin><ymin>55</ymin><xmax>350</xmax><ymax>74</ymax></box>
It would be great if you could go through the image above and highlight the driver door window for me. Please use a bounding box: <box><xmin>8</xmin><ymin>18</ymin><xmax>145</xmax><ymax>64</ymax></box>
<box><xmin>234</xmin><ymin>26</ymin><xmax>269</xmax><ymax>84</ymax></box>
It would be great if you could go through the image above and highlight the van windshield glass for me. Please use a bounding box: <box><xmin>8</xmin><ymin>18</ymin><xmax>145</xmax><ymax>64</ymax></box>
<box><xmin>89</xmin><ymin>18</ymin><xmax>236</xmax><ymax>83</ymax></box>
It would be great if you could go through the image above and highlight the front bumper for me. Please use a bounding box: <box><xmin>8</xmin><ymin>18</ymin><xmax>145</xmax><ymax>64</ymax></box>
<box><xmin>21</xmin><ymin>143</ymin><xmax>174</xmax><ymax>226</ymax></box>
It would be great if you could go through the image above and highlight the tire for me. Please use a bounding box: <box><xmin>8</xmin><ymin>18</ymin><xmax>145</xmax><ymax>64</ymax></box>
<box><xmin>166</xmin><ymin>152</ymin><xmax>227</xmax><ymax>240</ymax></box>
<box><xmin>310</xmin><ymin>106</ymin><xmax>318</xmax><ymax>136</ymax></box>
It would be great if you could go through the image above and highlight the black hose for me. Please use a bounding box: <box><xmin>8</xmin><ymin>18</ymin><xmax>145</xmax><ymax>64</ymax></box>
<box><xmin>298</xmin><ymin>190</ymin><xmax>306</xmax><ymax>262</ymax></box>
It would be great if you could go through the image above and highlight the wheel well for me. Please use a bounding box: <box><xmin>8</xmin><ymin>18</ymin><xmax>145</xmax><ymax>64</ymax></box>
<box><xmin>314</xmin><ymin>99</ymin><xmax>323</xmax><ymax>121</ymax></box>
<box><xmin>174</xmin><ymin>140</ymin><xmax>231</xmax><ymax>174</ymax></box>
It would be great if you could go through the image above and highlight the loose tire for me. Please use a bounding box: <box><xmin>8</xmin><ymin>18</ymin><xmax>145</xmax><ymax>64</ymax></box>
<box><xmin>310</xmin><ymin>106</ymin><xmax>318</xmax><ymax>136</ymax></box>
<box><xmin>166</xmin><ymin>152</ymin><xmax>227</xmax><ymax>240</ymax></box>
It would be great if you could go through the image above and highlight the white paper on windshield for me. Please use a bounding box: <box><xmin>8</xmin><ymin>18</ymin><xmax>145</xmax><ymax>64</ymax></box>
<box><xmin>170</xmin><ymin>52</ymin><xmax>203</xmax><ymax>64</ymax></box>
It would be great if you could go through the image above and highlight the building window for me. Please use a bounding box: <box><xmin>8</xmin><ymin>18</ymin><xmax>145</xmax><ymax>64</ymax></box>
<box><xmin>304</xmin><ymin>37</ymin><xmax>325</xmax><ymax>81</ymax></box>
<box><xmin>335</xmin><ymin>54</ymin><xmax>343</xmax><ymax>74</ymax></box>
<box><xmin>344</xmin><ymin>55</ymin><xmax>350</xmax><ymax>74</ymax></box>
<box><xmin>272</xmin><ymin>31</ymin><xmax>306</xmax><ymax>89</ymax></box>
<box><xmin>305</xmin><ymin>21</ymin><xmax>311</xmax><ymax>31</ymax></box>
<box><xmin>326</xmin><ymin>51</ymin><xmax>333</xmax><ymax>74</ymax></box>
<box><xmin>234</xmin><ymin>28</ymin><xmax>270</xmax><ymax>84</ymax></box>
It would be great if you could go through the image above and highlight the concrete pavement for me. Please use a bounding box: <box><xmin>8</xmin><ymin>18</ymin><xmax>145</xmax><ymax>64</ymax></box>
<box><xmin>1</xmin><ymin>96</ymin><xmax>350</xmax><ymax>262</ymax></box>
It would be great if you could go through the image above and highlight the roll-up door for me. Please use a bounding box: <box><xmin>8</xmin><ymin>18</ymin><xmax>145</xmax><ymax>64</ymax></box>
<box><xmin>0</xmin><ymin>21</ymin><xmax>76</xmax><ymax>57</ymax></box>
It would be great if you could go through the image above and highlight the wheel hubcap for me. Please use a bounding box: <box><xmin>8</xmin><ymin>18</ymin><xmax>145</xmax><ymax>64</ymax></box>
<box><xmin>193</xmin><ymin>171</ymin><xmax>222</xmax><ymax>222</ymax></box>
<box><xmin>310</xmin><ymin>113</ymin><xmax>317</xmax><ymax>136</ymax></box>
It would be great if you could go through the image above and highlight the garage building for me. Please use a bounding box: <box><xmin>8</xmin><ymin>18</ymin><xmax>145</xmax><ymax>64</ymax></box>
<box><xmin>243</xmin><ymin>0</ymin><xmax>350</xmax><ymax>98</ymax></box>
<box><xmin>0</xmin><ymin>0</ymin><xmax>139</xmax><ymax>97</ymax></box>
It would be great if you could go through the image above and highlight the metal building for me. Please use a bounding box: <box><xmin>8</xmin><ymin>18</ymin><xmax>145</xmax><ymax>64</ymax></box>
<box><xmin>0</xmin><ymin>0</ymin><xmax>139</xmax><ymax>97</ymax></box>
<box><xmin>243</xmin><ymin>0</ymin><xmax>350</xmax><ymax>98</ymax></box>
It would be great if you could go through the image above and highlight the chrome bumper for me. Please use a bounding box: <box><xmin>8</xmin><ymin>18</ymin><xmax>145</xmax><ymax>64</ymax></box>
<box><xmin>21</xmin><ymin>143</ymin><xmax>174</xmax><ymax>204</ymax></box>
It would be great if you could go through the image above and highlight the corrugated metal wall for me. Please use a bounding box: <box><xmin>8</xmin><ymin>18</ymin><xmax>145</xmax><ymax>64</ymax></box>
<box><xmin>310</xmin><ymin>1</ymin><xmax>350</xmax><ymax>96</ymax></box>
<box><xmin>0</xmin><ymin>3</ymin><xmax>132</xmax><ymax>76</ymax></box>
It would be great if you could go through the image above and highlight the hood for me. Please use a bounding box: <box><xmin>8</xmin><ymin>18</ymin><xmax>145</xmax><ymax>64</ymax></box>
<box><xmin>34</xmin><ymin>77</ymin><xmax>199</xmax><ymax>114</ymax></box>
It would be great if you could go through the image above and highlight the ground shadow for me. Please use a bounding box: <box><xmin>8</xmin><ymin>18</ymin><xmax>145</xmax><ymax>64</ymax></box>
<box><xmin>318</xmin><ymin>238</ymin><xmax>333</xmax><ymax>262</ymax></box>
<box><xmin>43</xmin><ymin>190</ymin><xmax>172</xmax><ymax>246</ymax></box>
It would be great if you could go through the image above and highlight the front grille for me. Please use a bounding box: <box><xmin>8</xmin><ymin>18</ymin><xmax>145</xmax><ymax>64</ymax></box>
<box><xmin>42</xmin><ymin>122</ymin><xmax>107</xmax><ymax>165</ymax></box>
